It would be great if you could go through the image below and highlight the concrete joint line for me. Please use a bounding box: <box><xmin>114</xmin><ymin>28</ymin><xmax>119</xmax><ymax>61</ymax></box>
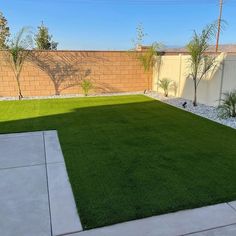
<box><xmin>43</xmin><ymin>132</ymin><xmax>54</xmax><ymax>236</ymax></box>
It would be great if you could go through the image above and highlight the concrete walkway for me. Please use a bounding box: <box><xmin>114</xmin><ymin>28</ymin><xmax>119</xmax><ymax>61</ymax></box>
<box><xmin>0</xmin><ymin>131</ymin><xmax>82</xmax><ymax>236</ymax></box>
<box><xmin>2</xmin><ymin>131</ymin><xmax>236</xmax><ymax>236</ymax></box>
<box><xmin>70</xmin><ymin>202</ymin><xmax>236</xmax><ymax>236</ymax></box>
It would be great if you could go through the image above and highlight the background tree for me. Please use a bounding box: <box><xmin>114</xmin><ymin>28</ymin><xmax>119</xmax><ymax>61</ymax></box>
<box><xmin>6</xmin><ymin>27</ymin><xmax>33</xmax><ymax>99</ymax></box>
<box><xmin>35</xmin><ymin>22</ymin><xmax>58</xmax><ymax>50</ymax></box>
<box><xmin>0</xmin><ymin>11</ymin><xmax>10</xmax><ymax>49</ymax></box>
<box><xmin>132</xmin><ymin>23</ymin><xmax>147</xmax><ymax>50</ymax></box>
<box><xmin>186</xmin><ymin>23</ymin><xmax>217</xmax><ymax>106</ymax></box>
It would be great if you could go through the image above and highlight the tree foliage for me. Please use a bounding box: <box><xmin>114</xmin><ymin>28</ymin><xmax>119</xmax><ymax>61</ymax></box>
<box><xmin>0</xmin><ymin>11</ymin><xmax>10</xmax><ymax>49</ymax></box>
<box><xmin>138</xmin><ymin>42</ymin><xmax>161</xmax><ymax>72</ymax></box>
<box><xmin>131</xmin><ymin>23</ymin><xmax>163</xmax><ymax>92</ymax></box>
<box><xmin>134</xmin><ymin>23</ymin><xmax>147</xmax><ymax>48</ymax></box>
<box><xmin>35</xmin><ymin>22</ymin><xmax>58</xmax><ymax>50</ymax></box>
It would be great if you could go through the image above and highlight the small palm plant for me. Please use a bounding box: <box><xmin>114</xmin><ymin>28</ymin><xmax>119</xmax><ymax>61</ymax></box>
<box><xmin>218</xmin><ymin>90</ymin><xmax>236</xmax><ymax>118</ymax></box>
<box><xmin>158</xmin><ymin>78</ymin><xmax>173</xmax><ymax>97</ymax></box>
<box><xmin>81</xmin><ymin>79</ymin><xmax>93</xmax><ymax>96</ymax></box>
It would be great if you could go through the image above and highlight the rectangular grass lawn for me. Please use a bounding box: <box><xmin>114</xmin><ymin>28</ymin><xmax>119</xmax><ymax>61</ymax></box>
<box><xmin>0</xmin><ymin>95</ymin><xmax>236</xmax><ymax>229</ymax></box>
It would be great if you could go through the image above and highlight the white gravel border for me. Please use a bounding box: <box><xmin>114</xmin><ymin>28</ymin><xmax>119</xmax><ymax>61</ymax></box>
<box><xmin>146</xmin><ymin>92</ymin><xmax>236</xmax><ymax>130</ymax></box>
<box><xmin>0</xmin><ymin>91</ymin><xmax>143</xmax><ymax>101</ymax></box>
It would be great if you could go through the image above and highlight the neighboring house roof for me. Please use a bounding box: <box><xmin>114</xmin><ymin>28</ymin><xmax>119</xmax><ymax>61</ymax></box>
<box><xmin>137</xmin><ymin>44</ymin><xmax>236</xmax><ymax>54</ymax></box>
<box><xmin>164</xmin><ymin>44</ymin><xmax>236</xmax><ymax>53</ymax></box>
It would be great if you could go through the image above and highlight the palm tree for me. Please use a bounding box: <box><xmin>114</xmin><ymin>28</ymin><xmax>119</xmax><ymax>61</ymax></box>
<box><xmin>138</xmin><ymin>43</ymin><xmax>160</xmax><ymax>71</ymax></box>
<box><xmin>6</xmin><ymin>27</ymin><xmax>32</xmax><ymax>99</ymax></box>
<box><xmin>186</xmin><ymin>23</ymin><xmax>217</xmax><ymax>106</ymax></box>
<box><xmin>138</xmin><ymin>42</ymin><xmax>161</xmax><ymax>91</ymax></box>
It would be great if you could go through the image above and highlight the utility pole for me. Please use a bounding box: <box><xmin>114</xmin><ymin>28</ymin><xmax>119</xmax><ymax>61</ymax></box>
<box><xmin>216</xmin><ymin>0</ymin><xmax>223</xmax><ymax>52</ymax></box>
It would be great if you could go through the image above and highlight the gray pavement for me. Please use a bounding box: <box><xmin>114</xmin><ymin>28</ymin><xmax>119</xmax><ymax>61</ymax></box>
<box><xmin>70</xmin><ymin>202</ymin><xmax>236</xmax><ymax>236</ymax></box>
<box><xmin>0</xmin><ymin>131</ymin><xmax>82</xmax><ymax>236</ymax></box>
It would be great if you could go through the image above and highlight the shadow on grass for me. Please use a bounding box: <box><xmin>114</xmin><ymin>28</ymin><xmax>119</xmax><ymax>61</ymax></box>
<box><xmin>0</xmin><ymin>96</ymin><xmax>236</xmax><ymax>229</ymax></box>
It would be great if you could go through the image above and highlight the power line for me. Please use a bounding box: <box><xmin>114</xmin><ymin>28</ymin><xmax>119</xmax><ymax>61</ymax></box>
<box><xmin>68</xmin><ymin>0</ymin><xmax>235</xmax><ymax>4</ymax></box>
<box><xmin>19</xmin><ymin>0</ymin><xmax>229</xmax><ymax>5</ymax></box>
<box><xmin>19</xmin><ymin>0</ymin><xmax>236</xmax><ymax>5</ymax></box>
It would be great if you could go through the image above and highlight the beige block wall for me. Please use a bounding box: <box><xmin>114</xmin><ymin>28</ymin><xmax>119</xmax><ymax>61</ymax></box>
<box><xmin>153</xmin><ymin>53</ymin><xmax>236</xmax><ymax>106</ymax></box>
<box><xmin>1</xmin><ymin>49</ymin><xmax>235</xmax><ymax>105</ymax></box>
<box><xmin>0</xmin><ymin>51</ymin><xmax>152</xmax><ymax>97</ymax></box>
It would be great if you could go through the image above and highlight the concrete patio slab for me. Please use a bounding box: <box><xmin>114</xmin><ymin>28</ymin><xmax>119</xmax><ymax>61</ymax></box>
<box><xmin>44</xmin><ymin>130</ymin><xmax>82</xmax><ymax>235</ymax></box>
<box><xmin>44</xmin><ymin>130</ymin><xmax>65</xmax><ymax>164</ymax></box>
<box><xmin>0</xmin><ymin>165</ymin><xmax>51</xmax><ymax>236</ymax></box>
<box><xmin>0</xmin><ymin>132</ymin><xmax>45</xmax><ymax>169</ymax></box>
<box><xmin>47</xmin><ymin>162</ymin><xmax>82</xmax><ymax>235</ymax></box>
<box><xmin>187</xmin><ymin>224</ymin><xmax>236</xmax><ymax>235</ymax></box>
<box><xmin>228</xmin><ymin>201</ymin><xmax>236</xmax><ymax>211</ymax></box>
<box><xmin>0</xmin><ymin>131</ymin><xmax>82</xmax><ymax>236</ymax></box>
<box><xmin>70</xmin><ymin>203</ymin><xmax>236</xmax><ymax>236</ymax></box>
<box><xmin>0</xmin><ymin>131</ymin><xmax>43</xmax><ymax>139</ymax></box>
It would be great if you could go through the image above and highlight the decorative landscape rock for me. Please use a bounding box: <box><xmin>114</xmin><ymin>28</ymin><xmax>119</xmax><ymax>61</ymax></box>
<box><xmin>1</xmin><ymin>91</ymin><xmax>235</xmax><ymax>129</ymax></box>
<box><xmin>147</xmin><ymin>92</ymin><xmax>236</xmax><ymax>130</ymax></box>
<box><xmin>0</xmin><ymin>92</ymin><xmax>142</xmax><ymax>101</ymax></box>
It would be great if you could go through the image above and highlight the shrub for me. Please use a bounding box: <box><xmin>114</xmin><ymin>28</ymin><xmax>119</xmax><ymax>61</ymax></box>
<box><xmin>81</xmin><ymin>79</ymin><xmax>93</xmax><ymax>96</ymax></box>
<box><xmin>218</xmin><ymin>90</ymin><xmax>236</xmax><ymax>118</ymax></box>
<box><xmin>158</xmin><ymin>78</ymin><xmax>173</xmax><ymax>97</ymax></box>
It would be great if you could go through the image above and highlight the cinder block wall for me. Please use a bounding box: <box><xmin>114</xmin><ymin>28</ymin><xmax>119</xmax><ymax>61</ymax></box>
<box><xmin>0</xmin><ymin>50</ymin><xmax>152</xmax><ymax>97</ymax></box>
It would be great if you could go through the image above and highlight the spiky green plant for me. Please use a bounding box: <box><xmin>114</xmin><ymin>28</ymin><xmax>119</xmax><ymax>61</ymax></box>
<box><xmin>187</xmin><ymin>23</ymin><xmax>217</xmax><ymax>106</ymax></box>
<box><xmin>218</xmin><ymin>90</ymin><xmax>236</xmax><ymax>118</ymax></box>
<box><xmin>81</xmin><ymin>79</ymin><xmax>93</xmax><ymax>96</ymax></box>
<box><xmin>158</xmin><ymin>78</ymin><xmax>173</xmax><ymax>97</ymax></box>
<box><xmin>6</xmin><ymin>27</ymin><xmax>32</xmax><ymax>99</ymax></box>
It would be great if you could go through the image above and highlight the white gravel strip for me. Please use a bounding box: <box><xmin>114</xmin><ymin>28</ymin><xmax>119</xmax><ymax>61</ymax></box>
<box><xmin>146</xmin><ymin>92</ymin><xmax>236</xmax><ymax>130</ymax></box>
<box><xmin>0</xmin><ymin>91</ymin><xmax>143</xmax><ymax>101</ymax></box>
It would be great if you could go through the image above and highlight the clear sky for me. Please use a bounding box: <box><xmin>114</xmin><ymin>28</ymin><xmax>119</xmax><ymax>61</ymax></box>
<box><xmin>1</xmin><ymin>0</ymin><xmax>236</xmax><ymax>50</ymax></box>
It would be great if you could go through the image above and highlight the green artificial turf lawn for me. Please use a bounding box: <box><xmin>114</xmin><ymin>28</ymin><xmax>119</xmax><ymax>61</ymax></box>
<box><xmin>0</xmin><ymin>95</ymin><xmax>236</xmax><ymax>229</ymax></box>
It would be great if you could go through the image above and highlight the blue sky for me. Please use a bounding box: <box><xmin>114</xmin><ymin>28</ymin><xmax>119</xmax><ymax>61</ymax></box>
<box><xmin>1</xmin><ymin>0</ymin><xmax>236</xmax><ymax>50</ymax></box>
